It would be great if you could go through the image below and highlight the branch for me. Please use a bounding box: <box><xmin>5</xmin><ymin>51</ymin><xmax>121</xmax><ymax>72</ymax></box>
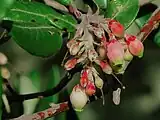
<box><xmin>11</xmin><ymin>102</ymin><xmax>69</xmax><ymax>120</ymax></box>
<box><xmin>124</xmin><ymin>7</ymin><xmax>160</xmax><ymax>70</ymax></box>
<box><xmin>10</xmin><ymin>7</ymin><xmax>160</xmax><ymax>120</ymax></box>
<box><xmin>7</xmin><ymin>64</ymin><xmax>83</xmax><ymax>102</ymax></box>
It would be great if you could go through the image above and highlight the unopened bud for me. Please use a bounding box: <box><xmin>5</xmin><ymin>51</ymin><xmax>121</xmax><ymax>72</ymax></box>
<box><xmin>85</xmin><ymin>81</ymin><xmax>96</xmax><ymax>96</ymax></box>
<box><xmin>107</xmin><ymin>40</ymin><xmax>124</xmax><ymax>66</ymax></box>
<box><xmin>70</xmin><ymin>84</ymin><xmax>88</xmax><ymax>112</ymax></box>
<box><xmin>64</xmin><ymin>58</ymin><xmax>77</xmax><ymax>70</ymax></box>
<box><xmin>0</xmin><ymin>52</ymin><xmax>8</xmax><ymax>65</ymax></box>
<box><xmin>1</xmin><ymin>67</ymin><xmax>10</xmax><ymax>79</ymax></box>
<box><xmin>109</xmin><ymin>20</ymin><xmax>124</xmax><ymax>38</ymax></box>
<box><xmin>125</xmin><ymin>34</ymin><xmax>144</xmax><ymax>58</ymax></box>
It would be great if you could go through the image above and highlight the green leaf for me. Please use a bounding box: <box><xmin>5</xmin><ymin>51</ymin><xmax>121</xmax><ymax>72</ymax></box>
<box><xmin>105</xmin><ymin>0</ymin><xmax>139</xmax><ymax>28</ymax></box>
<box><xmin>93</xmin><ymin>0</ymin><xmax>108</xmax><ymax>9</ymax></box>
<box><xmin>19</xmin><ymin>71</ymin><xmax>41</xmax><ymax>114</ymax></box>
<box><xmin>55</xmin><ymin>0</ymin><xmax>72</xmax><ymax>6</ymax></box>
<box><xmin>35</xmin><ymin>65</ymin><xmax>60</xmax><ymax>112</ymax></box>
<box><xmin>135</xmin><ymin>13</ymin><xmax>151</xmax><ymax>28</ymax></box>
<box><xmin>10</xmin><ymin>22</ymin><xmax>62</xmax><ymax>57</ymax></box>
<box><xmin>3</xmin><ymin>1</ymin><xmax>77</xmax><ymax>32</ymax></box>
<box><xmin>0</xmin><ymin>0</ymin><xmax>15</xmax><ymax>21</ymax></box>
<box><xmin>154</xmin><ymin>30</ymin><xmax>160</xmax><ymax>47</ymax></box>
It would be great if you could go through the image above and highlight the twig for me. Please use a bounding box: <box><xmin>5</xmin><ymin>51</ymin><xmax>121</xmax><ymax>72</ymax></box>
<box><xmin>139</xmin><ymin>0</ymin><xmax>155</xmax><ymax>6</ymax></box>
<box><xmin>10</xmin><ymin>102</ymin><xmax>69</xmax><ymax>120</ymax></box>
<box><xmin>7</xmin><ymin>64</ymin><xmax>83</xmax><ymax>102</ymax></box>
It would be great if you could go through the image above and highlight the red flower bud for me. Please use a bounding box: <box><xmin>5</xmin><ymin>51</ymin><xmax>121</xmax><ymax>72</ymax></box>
<box><xmin>80</xmin><ymin>69</ymin><xmax>89</xmax><ymax>87</ymax></box>
<box><xmin>64</xmin><ymin>58</ymin><xmax>77</xmax><ymax>70</ymax></box>
<box><xmin>85</xmin><ymin>81</ymin><xmax>96</xmax><ymax>96</ymax></box>
<box><xmin>125</xmin><ymin>34</ymin><xmax>144</xmax><ymax>58</ymax></box>
<box><xmin>109</xmin><ymin>20</ymin><xmax>124</xmax><ymax>37</ymax></box>
<box><xmin>107</xmin><ymin>40</ymin><xmax>124</xmax><ymax>66</ymax></box>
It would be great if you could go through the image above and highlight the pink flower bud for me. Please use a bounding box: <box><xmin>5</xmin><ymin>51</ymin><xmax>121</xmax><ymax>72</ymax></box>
<box><xmin>70</xmin><ymin>84</ymin><xmax>88</xmax><ymax>112</ymax></box>
<box><xmin>125</xmin><ymin>34</ymin><xmax>144</xmax><ymax>58</ymax></box>
<box><xmin>109</xmin><ymin>20</ymin><xmax>124</xmax><ymax>37</ymax></box>
<box><xmin>85</xmin><ymin>81</ymin><xmax>96</xmax><ymax>96</ymax></box>
<box><xmin>80</xmin><ymin>69</ymin><xmax>89</xmax><ymax>87</ymax></box>
<box><xmin>64</xmin><ymin>58</ymin><xmax>77</xmax><ymax>70</ymax></box>
<box><xmin>107</xmin><ymin>40</ymin><xmax>124</xmax><ymax>66</ymax></box>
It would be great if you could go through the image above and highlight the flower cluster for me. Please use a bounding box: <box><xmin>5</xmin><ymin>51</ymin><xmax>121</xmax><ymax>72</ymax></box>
<box><xmin>63</xmin><ymin>9</ymin><xmax>144</xmax><ymax>111</ymax></box>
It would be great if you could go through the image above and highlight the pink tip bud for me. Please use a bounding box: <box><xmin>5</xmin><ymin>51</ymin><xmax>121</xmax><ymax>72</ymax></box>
<box><xmin>64</xmin><ymin>58</ymin><xmax>77</xmax><ymax>70</ymax></box>
<box><xmin>107</xmin><ymin>40</ymin><xmax>124</xmax><ymax>66</ymax></box>
<box><xmin>109</xmin><ymin>20</ymin><xmax>124</xmax><ymax>37</ymax></box>
<box><xmin>85</xmin><ymin>81</ymin><xmax>96</xmax><ymax>96</ymax></box>
<box><xmin>80</xmin><ymin>69</ymin><xmax>89</xmax><ymax>87</ymax></box>
<box><xmin>125</xmin><ymin>34</ymin><xmax>144</xmax><ymax>58</ymax></box>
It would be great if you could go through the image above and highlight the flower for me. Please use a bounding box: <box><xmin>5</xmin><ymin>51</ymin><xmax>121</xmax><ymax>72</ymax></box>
<box><xmin>125</xmin><ymin>34</ymin><xmax>144</xmax><ymax>58</ymax></box>
<box><xmin>109</xmin><ymin>20</ymin><xmax>124</xmax><ymax>38</ymax></box>
<box><xmin>64</xmin><ymin>58</ymin><xmax>77</xmax><ymax>70</ymax></box>
<box><xmin>70</xmin><ymin>84</ymin><xmax>88</xmax><ymax>112</ymax></box>
<box><xmin>107</xmin><ymin>40</ymin><xmax>124</xmax><ymax>66</ymax></box>
<box><xmin>85</xmin><ymin>81</ymin><xmax>96</xmax><ymax>96</ymax></box>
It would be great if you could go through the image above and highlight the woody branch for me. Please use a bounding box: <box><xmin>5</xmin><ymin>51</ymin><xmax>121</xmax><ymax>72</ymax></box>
<box><xmin>10</xmin><ymin>7</ymin><xmax>160</xmax><ymax>120</ymax></box>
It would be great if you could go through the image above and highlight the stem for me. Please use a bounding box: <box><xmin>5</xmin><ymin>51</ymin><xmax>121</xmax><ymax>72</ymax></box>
<box><xmin>7</xmin><ymin>65</ymin><xmax>82</xmax><ymax>102</ymax></box>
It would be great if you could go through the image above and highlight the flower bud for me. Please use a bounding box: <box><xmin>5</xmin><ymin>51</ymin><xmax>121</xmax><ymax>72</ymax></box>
<box><xmin>80</xmin><ymin>69</ymin><xmax>89</xmax><ymax>87</ymax></box>
<box><xmin>85</xmin><ymin>81</ymin><xmax>96</xmax><ymax>96</ymax></box>
<box><xmin>97</xmin><ymin>46</ymin><xmax>106</xmax><ymax>59</ymax></box>
<box><xmin>67</xmin><ymin>39</ymin><xmax>77</xmax><ymax>48</ymax></box>
<box><xmin>0</xmin><ymin>52</ymin><xmax>8</xmax><ymax>65</ymax></box>
<box><xmin>109</xmin><ymin>20</ymin><xmax>124</xmax><ymax>38</ymax></box>
<box><xmin>64</xmin><ymin>58</ymin><xmax>77</xmax><ymax>70</ymax></box>
<box><xmin>125</xmin><ymin>34</ymin><xmax>144</xmax><ymax>58</ymax></box>
<box><xmin>124</xmin><ymin>49</ymin><xmax>133</xmax><ymax>61</ymax></box>
<box><xmin>70</xmin><ymin>84</ymin><xmax>88</xmax><ymax>112</ymax></box>
<box><xmin>88</xmin><ymin>49</ymin><xmax>98</xmax><ymax>62</ymax></box>
<box><xmin>69</xmin><ymin>42</ymin><xmax>84</xmax><ymax>55</ymax></box>
<box><xmin>1</xmin><ymin>67</ymin><xmax>10</xmax><ymax>79</ymax></box>
<box><xmin>107</xmin><ymin>40</ymin><xmax>124</xmax><ymax>66</ymax></box>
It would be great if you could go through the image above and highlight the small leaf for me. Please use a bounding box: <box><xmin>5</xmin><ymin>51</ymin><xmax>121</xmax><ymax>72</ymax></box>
<box><xmin>105</xmin><ymin>0</ymin><xmax>139</xmax><ymax>28</ymax></box>
<box><xmin>93</xmin><ymin>0</ymin><xmax>108</xmax><ymax>9</ymax></box>
<box><xmin>10</xmin><ymin>22</ymin><xmax>62</xmax><ymax>57</ymax></box>
<box><xmin>3</xmin><ymin>1</ymin><xmax>77</xmax><ymax>32</ymax></box>
<box><xmin>0</xmin><ymin>0</ymin><xmax>15</xmax><ymax>21</ymax></box>
<box><xmin>154</xmin><ymin>29</ymin><xmax>160</xmax><ymax>47</ymax></box>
